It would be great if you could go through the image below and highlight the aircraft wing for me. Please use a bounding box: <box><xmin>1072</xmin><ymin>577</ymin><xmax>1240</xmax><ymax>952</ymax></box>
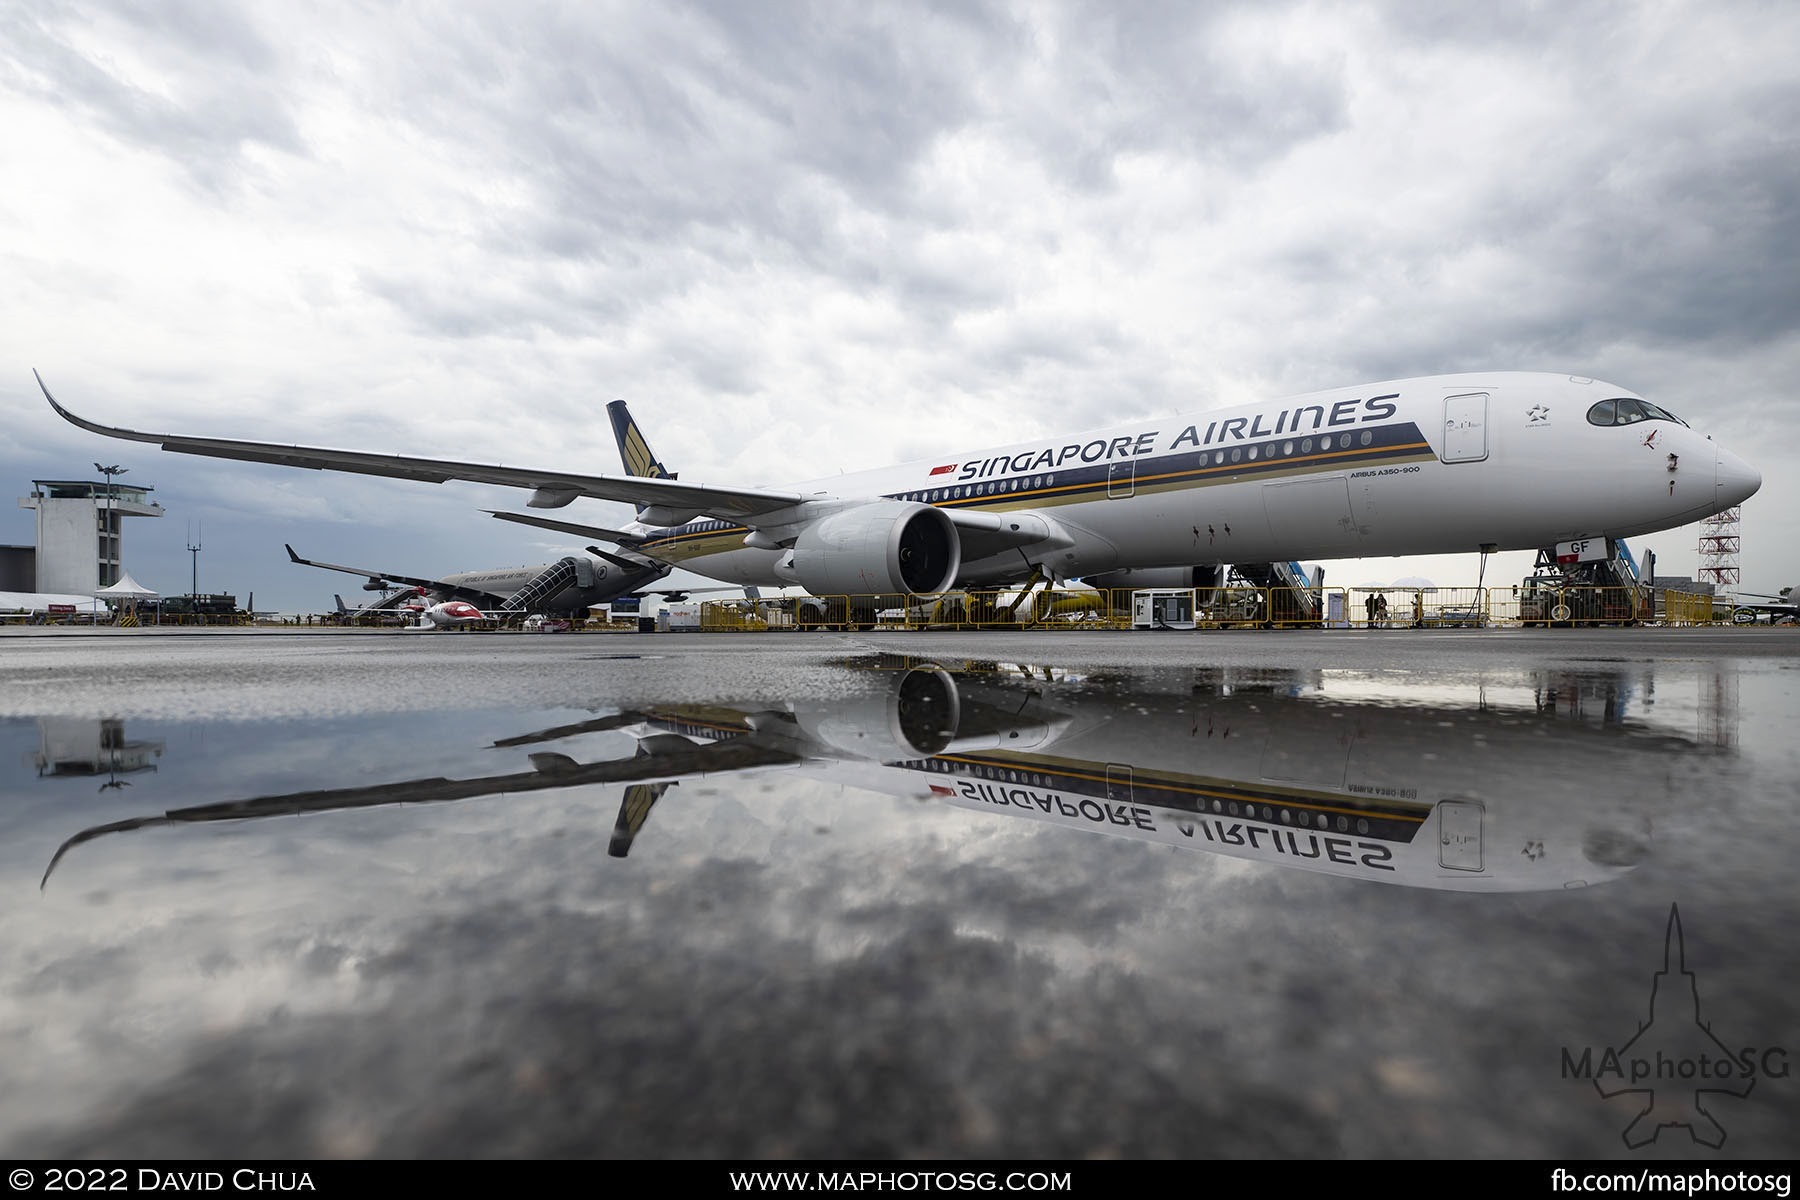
<box><xmin>41</xmin><ymin>724</ymin><xmax>808</xmax><ymax>886</ymax></box>
<box><xmin>39</xmin><ymin>372</ymin><xmax>809</xmax><ymax>523</ymax></box>
<box><xmin>359</xmin><ymin>586</ymin><xmax>429</xmax><ymax>611</ymax></box>
<box><xmin>284</xmin><ymin>544</ymin><xmax>501</xmax><ymax>606</ymax></box>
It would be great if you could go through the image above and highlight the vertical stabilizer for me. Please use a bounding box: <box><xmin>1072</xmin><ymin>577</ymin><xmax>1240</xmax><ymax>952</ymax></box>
<box><xmin>609</xmin><ymin>781</ymin><xmax>673</xmax><ymax>857</ymax></box>
<box><xmin>606</xmin><ymin>400</ymin><xmax>676</xmax><ymax>519</ymax></box>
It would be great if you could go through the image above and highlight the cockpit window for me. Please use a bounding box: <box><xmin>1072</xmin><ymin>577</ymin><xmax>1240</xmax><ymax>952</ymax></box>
<box><xmin>1586</xmin><ymin>398</ymin><xmax>1688</xmax><ymax>428</ymax></box>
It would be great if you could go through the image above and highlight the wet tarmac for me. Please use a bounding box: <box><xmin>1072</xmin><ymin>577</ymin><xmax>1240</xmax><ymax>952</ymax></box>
<box><xmin>2</xmin><ymin>625</ymin><xmax>1797</xmax><ymax>1159</ymax></box>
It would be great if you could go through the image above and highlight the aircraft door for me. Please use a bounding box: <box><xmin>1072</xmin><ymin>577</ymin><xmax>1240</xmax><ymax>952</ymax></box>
<box><xmin>1437</xmin><ymin>799</ymin><xmax>1484</xmax><ymax>871</ymax></box>
<box><xmin>1443</xmin><ymin>393</ymin><xmax>1489</xmax><ymax>463</ymax></box>
<box><xmin>1107</xmin><ymin>460</ymin><xmax>1135</xmax><ymax>498</ymax></box>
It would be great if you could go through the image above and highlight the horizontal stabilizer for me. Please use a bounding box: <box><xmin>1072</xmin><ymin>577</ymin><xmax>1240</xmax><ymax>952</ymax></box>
<box><xmin>488</xmin><ymin>510</ymin><xmax>648</xmax><ymax>545</ymax></box>
<box><xmin>586</xmin><ymin>544</ymin><xmax>664</xmax><ymax>572</ymax></box>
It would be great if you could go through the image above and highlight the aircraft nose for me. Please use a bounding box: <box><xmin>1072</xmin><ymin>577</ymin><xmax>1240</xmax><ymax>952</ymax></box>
<box><xmin>1715</xmin><ymin>441</ymin><xmax>1762</xmax><ymax>509</ymax></box>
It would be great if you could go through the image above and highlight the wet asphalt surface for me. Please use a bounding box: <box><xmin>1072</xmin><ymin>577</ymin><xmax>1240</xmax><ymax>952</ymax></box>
<box><xmin>1</xmin><ymin>625</ymin><xmax>1796</xmax><ymax>1160</ymax></box>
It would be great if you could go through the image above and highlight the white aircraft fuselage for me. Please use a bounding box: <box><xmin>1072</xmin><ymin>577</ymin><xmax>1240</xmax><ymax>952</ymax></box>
<box><xmin>623</xmin><ymin>373</ymin><xmax>1759</xmax><ymax>592</ymax></box>
<box><xmin>587</xmin><ymin>659</ymin><xmax>1708</xmax><ymax>892</ymax></box>
<box><xmin>38</xmin><ymin>370</ymin><xmax>1761</xmax><ymax>600</ymax></box>
<box><xmin>435</xmin><ymin>565</ymin><xmax>561</xmax><ymax>598</ymax></box>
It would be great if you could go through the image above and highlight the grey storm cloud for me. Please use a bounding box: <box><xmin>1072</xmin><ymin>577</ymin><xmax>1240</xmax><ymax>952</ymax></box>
<box><xmin>3</xmin><ymin>1</ymin><xmax>305</xmax><ymax>195</ymax></box>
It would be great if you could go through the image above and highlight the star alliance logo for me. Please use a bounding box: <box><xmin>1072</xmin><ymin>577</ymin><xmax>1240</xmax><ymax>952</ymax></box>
<box><xmin>1560</xmin><ymin>905</ymin><xmax>1788</xmax><ymax>1149</ymax></box>
<box><xmin>1527</xmin><ymin>404</ymin><xmax>1550</xmax><ymax>425</ymax></box>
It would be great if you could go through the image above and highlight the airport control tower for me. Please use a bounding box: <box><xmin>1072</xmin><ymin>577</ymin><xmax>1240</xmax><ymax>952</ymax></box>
<box><xmin>19</xmin><ymin>477</ymin><xmax>164</xmax><ymax>592</ymax></box>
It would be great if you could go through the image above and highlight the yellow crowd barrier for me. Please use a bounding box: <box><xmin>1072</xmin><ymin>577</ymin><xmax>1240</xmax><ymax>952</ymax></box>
<box><xmin>582</xmin><ymin>585</ymin><xmax>1761</xmax><ymax>634</ymax></box>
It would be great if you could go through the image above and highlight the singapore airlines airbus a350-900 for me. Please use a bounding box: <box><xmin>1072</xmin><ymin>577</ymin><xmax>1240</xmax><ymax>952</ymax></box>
<box><xmin>38</xmin><ymin>370</ymin><xmax>1760</xmax><ymax>613</ymax></box>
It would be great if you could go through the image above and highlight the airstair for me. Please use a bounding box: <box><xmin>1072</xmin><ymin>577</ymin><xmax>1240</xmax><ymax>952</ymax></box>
<box><xmin>1604</xmin><ymin>540</ymin><xmax>1645</xmax><ymax>592</ymax></box>
<box><xmin>501</xmin><ymin>557</ymin><xmax>581</xmax><ymax>615</ymax></box>
<box><xmin>1230</xmin><ymin>561</ymin><xmax>1322</xmax><ymax>624</ymax></box>
<box><xmin>1597</xmin><ymin>541</ymin><xmax>1651</xmax><ymax>622</ymax></box>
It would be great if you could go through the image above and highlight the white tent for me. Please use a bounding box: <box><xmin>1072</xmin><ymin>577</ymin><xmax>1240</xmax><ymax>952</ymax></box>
<box><xmin>95</xmin><ymin>570</ymin><xmax>160</xmax><ymax>625</ymax></box>
<box><xmin>0</xmin><ymin>590</ymin><xmax>107</xmax><ymax>616</ymax></box>
<box><xmin>95</xmin><ymin>570</ymin><xmax>159</xmax><ymax>602</ymax></box>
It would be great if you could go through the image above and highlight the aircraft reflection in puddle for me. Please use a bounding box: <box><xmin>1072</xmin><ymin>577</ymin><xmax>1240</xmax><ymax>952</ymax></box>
<box><xmin>41</xmin><ymin>656</ymin><xmax>1729</xmax><ymax>892</ymax></box>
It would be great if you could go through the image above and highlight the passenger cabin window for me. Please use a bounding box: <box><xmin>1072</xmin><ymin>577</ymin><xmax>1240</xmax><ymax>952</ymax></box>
<box><xmin>1587</xmin><ymin>398</ymin><xmax>1688</xmax><ymax>427</ymax></box>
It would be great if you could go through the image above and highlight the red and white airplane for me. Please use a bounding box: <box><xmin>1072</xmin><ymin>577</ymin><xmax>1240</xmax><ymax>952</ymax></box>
<box><xmin>382</xmin><ymin>588</ymin><xmax>493</xmax><ymax>630</ymax></box>
<box><xmin>413</xmin><ymin>598</ymin><xmax>492</xmax><ymax>629</ymax></box>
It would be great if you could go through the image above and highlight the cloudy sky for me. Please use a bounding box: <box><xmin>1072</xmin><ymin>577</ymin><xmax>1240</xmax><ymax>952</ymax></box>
<box><xmin>4</xmin><ymin>0</ymin><xmax>1797</xmax><ymax>614</ymax></box>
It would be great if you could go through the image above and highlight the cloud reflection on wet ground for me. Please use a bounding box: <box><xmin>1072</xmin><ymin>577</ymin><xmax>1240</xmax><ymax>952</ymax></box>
<box><xmin>2</xmin><ymin>631</ymin><xmax>1796</xmax><ymax>1158</ymax></box>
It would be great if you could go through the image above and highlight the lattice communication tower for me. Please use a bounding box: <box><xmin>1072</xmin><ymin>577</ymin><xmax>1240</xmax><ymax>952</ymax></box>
<box><xmin>1696</xmin><ymin>506</ymin><xmax>1741</xmax><ymax>606</ymax></box>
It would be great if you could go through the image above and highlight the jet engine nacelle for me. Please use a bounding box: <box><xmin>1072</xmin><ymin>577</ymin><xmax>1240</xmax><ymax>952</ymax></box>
<box><xmin>789</xmin><ymin>667</ymin><xmax>1072</xmax><ymax>761</ymax></box>
<box><xmin>788</xmin><ymin>667</ymin><xmax>962</xmax><ymax>761</ymax></box>
<box><xmin>790</xmin><ymin>501</ymin><xmax>960</xmax><ymax>598</ymax></box>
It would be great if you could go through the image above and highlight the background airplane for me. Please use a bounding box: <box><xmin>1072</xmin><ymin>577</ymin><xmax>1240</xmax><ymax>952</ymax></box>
<box><xmin>322</xmin><ymin>586</ymin><xmax>497</xmax><ymax>630</ymax></box>
<box><xmin>285</xmin><ymin>541</ymin><xmax>734</xmax><ymax>622</ymax></box>
<box><xmin>399</xmin><ymin>593</ymin><xmax>492</xmax><ymax>631</ymax></box>
<box><xmin>41</xmin><ymin>371</ymin><xmax>1763</xmax><ymax>625</ymax></box>
<box><xmin>1726</xmin><ymin>588</ymin><xmax>1798</xmax><ymax>624</ymax></box>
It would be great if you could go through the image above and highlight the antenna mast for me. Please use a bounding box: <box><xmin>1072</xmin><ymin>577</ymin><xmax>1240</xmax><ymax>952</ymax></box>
<box><xmin>187</xmin><ymin>521</ymin><xmax>203</xmax><ymax>599</ymax></box>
